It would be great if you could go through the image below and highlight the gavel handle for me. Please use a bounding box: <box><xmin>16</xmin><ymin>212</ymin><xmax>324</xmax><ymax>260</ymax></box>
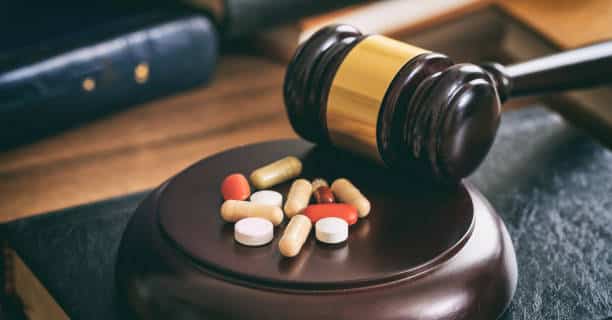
<box><xmin>483</xmin><ymin>41</ymin><xmax>612</xmax><ymax>101</ymax></box>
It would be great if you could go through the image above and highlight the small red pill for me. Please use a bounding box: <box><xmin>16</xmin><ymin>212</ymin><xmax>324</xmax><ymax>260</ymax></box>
<box><xmin>304</xmin><ymin>203</ymin><xmax>358</xmax><ymax>225</ymax></box>
<box><xmin>221</xmin><ymin>173</ymin><xmax>251</xmax><ymax>201</ymax></box>
<box><xmin>313</xmin><ymin>186</ymin><xmax>335</xmax><ymax>204</ymax></box>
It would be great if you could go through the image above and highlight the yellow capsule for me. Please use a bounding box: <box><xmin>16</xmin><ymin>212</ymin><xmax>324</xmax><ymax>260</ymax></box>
<box><xmin>279</xmin><ymin>214</ymin><xmax>312</xmax><ymax>257</ymax></box>
<box><xmin>284</xmin><ymin>179</ymin><xmax>312</xmax><ymax>218</ymax></box>
<box><xmin>220</xmin><ymin>200</ymin><xmax>284</xmax><ymax>226</ymax></box>
<box><xmin>310</xmin><ymin>178</ymin><xmax>329</xmax><ymax>192</ymax></box>
<box><xmin>331</xmin><ymin>178</ymin><xmax>371</xmax><ymax>218</ymax></box>
<box><xmin>250</xmin><ymin>156</ymin><xmax>302</xmax><ymax>189</ymax></box>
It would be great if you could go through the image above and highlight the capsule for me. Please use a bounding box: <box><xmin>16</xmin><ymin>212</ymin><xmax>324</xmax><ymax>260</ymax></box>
<box><xmin>221</xmin><ymin>200</ymin><xmax>284</xmax><ymax>226</ymax></box>
<box><xmin>310</xmin><ymin>178</ymin><xmax>329</xmax><ymax>191</ymax></box>
<box><xmin>279</xmin><ymin>214</ymin><xmax>312</xmax><ymax>257</ymax></box>
<box><xmin>221</xmin><ymin>173</ymin><xmax>251</xmax><ymax>201</ymax></box>
<box><xmin>250</xmin><ymin>156</ymin><xmax>302</xmax><ymax>189</ymax></box>
<box><xmin>304</xmin><ymin>203</ymin><xmax>358</xmax><ymax>225</ymax></box>
<box><xmin>331</xmin><ymin>178</ymin><xmax>371</xmax><ymax>218</ymax></box>
<box><xmin>313</xmin><ymin>186</ymin><xmax>335</xmax><ymax>204</ymax></box>
<box><xmin>284</xmin><ymin>179</ymin><xmax>312</xmax><ymax>218</ymax></box>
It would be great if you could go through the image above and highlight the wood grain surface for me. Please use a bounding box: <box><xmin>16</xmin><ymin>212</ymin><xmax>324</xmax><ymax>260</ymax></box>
<box><xmin>1</xmin><ymin>1</ymin><xmax>610</xmax><ymax>222</ymax></box>
<box><xmin>499</xmin><ymin>0</ymin><xmax>612</xmax><ymax>49</ymax></box>
<box><xmin>0</xmin><ymin>55</ymin><xmax>295</xmax><ymax>222</ymax></box>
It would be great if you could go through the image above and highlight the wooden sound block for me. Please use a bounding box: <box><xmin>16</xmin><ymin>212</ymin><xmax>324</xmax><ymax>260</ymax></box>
<box><xmin>115</xmin><ymin>140</ymin><xmax>517</xmax><ymax>320</ymax></box>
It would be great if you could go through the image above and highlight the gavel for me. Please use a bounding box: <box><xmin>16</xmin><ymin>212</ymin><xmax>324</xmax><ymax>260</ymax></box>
<box><xmin>283</xmin><ymin>25</ymin><xmax>612</xmax><ymax>182</ymax></box>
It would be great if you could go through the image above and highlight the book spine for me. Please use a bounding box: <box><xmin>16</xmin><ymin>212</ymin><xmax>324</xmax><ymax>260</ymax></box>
<box><xmin>222</xmin><ymin>0</ymin><xmax>364</xmax><ymax>37</ymax></box>
<box><xmin>0</xmin><ymin>15</ymin><xmax>218</xmax><ymax>149</ymax></box>
<box><xmin>1</xmin><ymin>244</ymin><xmax>69</xmax><ymax>320</ymax></box>
<box><xmin>1</xmin><ymin>243</ymin><xmax>27</xmax><ymax>320</ymax></box>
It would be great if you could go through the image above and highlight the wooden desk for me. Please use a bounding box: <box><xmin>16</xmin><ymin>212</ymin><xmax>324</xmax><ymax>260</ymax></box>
<box><xmin>1</xmin><ymin>0</ymin><xmax>611</xmax><ymax>222</ymax></box>
<box><xmin>499</xmin><ymin>0</ymin><xmax>612</xmax><ymax>50</ymax></box>
<box><xmin>0</xmin><ymin>55</ymin><xmax>295</xmax><ymax>222</ymax></box>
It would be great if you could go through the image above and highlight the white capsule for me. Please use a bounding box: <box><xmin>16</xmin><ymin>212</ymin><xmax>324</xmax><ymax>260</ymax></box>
<box><xmin>221</xmin><ymin>200</ymin><xmax>283</xmax><ymax>225</ymax></box>
<box><xmin>279</xmin><ymin>214</ymin><xmax>312</xmax><ymax>257</ymax></box>
<box><xmin>234</xmin><ymin>217</ymin><xmax>274</xmax><ymax>247</ymax></box>
<box><xmin>250</xmin><ymin>190</ymin><xmax>283</xmax><ymax>207</ymax></box>
<box><xmin>315</xmin><ymin>217</ymin><xmax>348</xmax><ymax>244</ymax></box>
<box><xmin>331</xmin><ymin>178</ymin><xmax>371</xmax><ymax>218</ymax></box>
<box><xmin>284</xmin><ymin>179</ymin><xmax>313</xmax><ymax>218</ymax></box>
<box><xmin>250</xmin><ymin>156</ymin><xmax>302</xmax><ymax>189</ymax></box>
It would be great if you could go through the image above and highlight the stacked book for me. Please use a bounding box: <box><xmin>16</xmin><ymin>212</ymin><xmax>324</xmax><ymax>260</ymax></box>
<box><xmin>0</xmin><ymin>0</ymin><xmax>363</xmax><ymax>150</ymax></box>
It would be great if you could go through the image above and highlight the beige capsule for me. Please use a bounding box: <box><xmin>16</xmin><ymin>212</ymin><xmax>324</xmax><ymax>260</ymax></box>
<box><xmin>331</xmin><ymin>178</ymin><xmax>371</xmax><ymax>218</ymax></box>
<box><xmin>250</xmin><ymin>156</ymin><xmax>303</xmax><ymax>189</ymax></box>
<box><xmin>279</xmin><ymin>214</ymin><xmax>312</xmax><ymax>257</ymax></box>
<box><xmin>220</xmin><ymin>200</ymin><xmax>284</xmax><ymax>226</ymax></box>
<box><xmin>284</xmin><ymin>179</ymin><xmax>312</xmax><ymax>218</ymax></box>
<box><xmin>310</xmin><ymin>178</ymin><xmax>329</xmax><ymax>192</ymax></box>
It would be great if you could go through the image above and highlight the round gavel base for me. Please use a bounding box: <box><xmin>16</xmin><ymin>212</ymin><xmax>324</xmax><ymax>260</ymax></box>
<box><xmin>115</xmin><ymin>140</ymin><xmax>517</xmax><ymax>320</ymax></box>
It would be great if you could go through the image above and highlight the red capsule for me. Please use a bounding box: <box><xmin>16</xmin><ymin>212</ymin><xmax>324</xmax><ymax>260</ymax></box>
<box><xmin>221</xmin><ymin>173</ymin><xmax>251</xmax><ymax>201</ymax></box>
<box><xmin>313</xmin><ymin>186</ymin><xmax>335</xmax><ymax>204</ymax></box>
<box><xmin>304</xmin><ymin>204</ymin><xmax>358</xmax><ymax>225</ymax></box>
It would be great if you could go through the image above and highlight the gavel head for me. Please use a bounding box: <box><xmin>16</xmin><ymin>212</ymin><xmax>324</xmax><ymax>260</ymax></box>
<box><xmin>284</xmin><ymin>25</ymin><xmax>501</xmax><ymax>183</ymax></box>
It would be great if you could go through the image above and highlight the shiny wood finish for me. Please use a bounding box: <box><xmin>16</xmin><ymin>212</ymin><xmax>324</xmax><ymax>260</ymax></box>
<box><xmin>401</xmin><ymin>63</ymin><xmax>500</xmax><ymax>181</ymax></box>
<box><xmin>379</xmin><ymin>53</ymin><xmax>453</xmax><ymax>169</ymax></box>
<box><xmin>284</xmin><ymin>25</ymin><xmax>498</xmax><ymax>182</ymax></box>
<box><xmin>483</xmin><ymin>41</ymin><xmax>612</xmax><ymax>99</ymax></box>
<box><xmin>284</xmin><ymin>25</ymin><xmax>612</xmax><ymax>183</ymax></box>
<box><xmin>283</xmin><ymin>25</ymin><xmax>364</xmax><ymax>144</ymax></box>
<box><xmin>159</xmin><ymin>140</ymin><xmax>473</xmax><ymax>288</ymax></box>
<box><xmin>116</xmin><ymin>140</ymin><xmax>517</xmax><ymax>319</ymax></box>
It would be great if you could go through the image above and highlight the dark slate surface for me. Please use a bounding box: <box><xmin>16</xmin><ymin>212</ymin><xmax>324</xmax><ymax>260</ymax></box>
<box><xmin>2</xmin><ymin>107</ymin><xmax>611</xmax><ymax>320</ymax></box>
<box><xmin>468</xmin><ymin>107</ymin><xmax>612</xmax><ymax>320</ymax></box>
<box><xmin>2</xmin><ymin>191</ymin><xmax>147</xmax><ymax>320</ymax></box>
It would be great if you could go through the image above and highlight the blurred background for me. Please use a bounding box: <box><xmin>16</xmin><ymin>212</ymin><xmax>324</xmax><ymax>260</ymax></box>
<box><xmin>1</xmin><ymin>0</ymin><xmax>611</xmax><ymax>220</ymax></box>
<box><xmin>1</xmin><ymin>1</ymin><xmax>612</xmax><ymax>320</ymax></box>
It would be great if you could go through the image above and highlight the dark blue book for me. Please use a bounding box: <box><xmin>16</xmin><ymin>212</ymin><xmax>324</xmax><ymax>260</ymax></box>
<box><xmin>0</xmin><ymin>0</ymin><xmax>368</xmax><ymax>150</ymax></box>
<box><xmin>0</xmin><ymin>7</ymin><xmax>218</xmax><ymax>150</ymax></box>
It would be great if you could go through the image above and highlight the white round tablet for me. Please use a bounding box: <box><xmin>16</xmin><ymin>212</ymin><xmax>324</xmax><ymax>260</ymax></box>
<box><xmin>315</xmin><ymin>217</ymin><xmax>348</xmax><ymax>244</ymax></box>
<box><xmin>234</xmin><ymin>217</ymin><xmax>274</xmax><ymax>247</ymax></box>
<box><xmin>250</xmin><ymin>190</ymin><xmax>283</xmax><ymax>208</ymax></box>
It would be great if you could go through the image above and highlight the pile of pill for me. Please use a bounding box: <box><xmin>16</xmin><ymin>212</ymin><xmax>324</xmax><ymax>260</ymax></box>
<box><xmin>220</xmin><ymin>156</ymin><xmax>370</xmax><ymax>258</ymax></box>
